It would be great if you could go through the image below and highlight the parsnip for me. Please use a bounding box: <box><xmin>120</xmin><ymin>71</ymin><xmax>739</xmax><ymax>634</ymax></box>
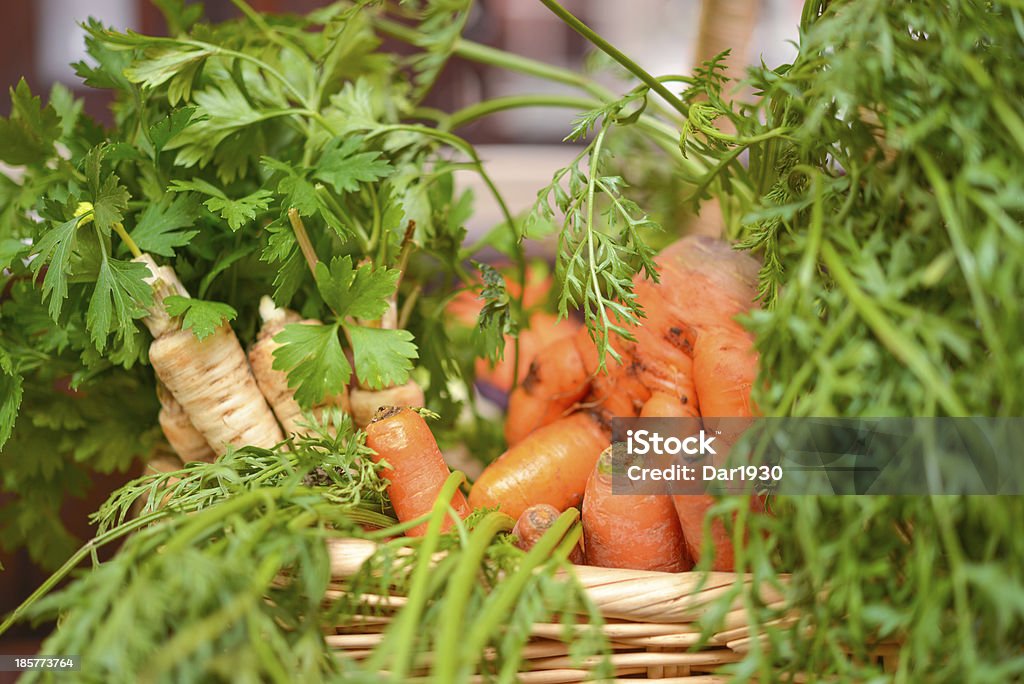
<box><xmin>135</xmin><ymin>254</ymin><xmax>284</xmax><ymax>454</ymax></box>
<box><xmin>156</xmin><ymin>381</ymin><xmax>214</xmax><ymax>462</ymax></box>
<box><xmin>249</xmin><ymin>296</ymin><xmax>350</xmax><ymax>436</ymax></box>
<box><xmin>350</xmin><ymin>380</ymin><xmax>424</xmax><ymax>429</ymax></box>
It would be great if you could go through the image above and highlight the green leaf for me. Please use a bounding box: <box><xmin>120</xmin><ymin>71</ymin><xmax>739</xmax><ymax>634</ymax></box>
<box><xmin>0</xmin><ymin>348</ymin><xmax>23</xmax><ymax>448</ymax></box>
<box><xmin>345</xmin><ymin>325</ymin><xmax>417</xmax><ymax>390</ymax></box>
<box><xmin>163</xmin><ymin>295</ymin><xmax>237</xmax><ymax>341</ymax></box>
<box><xmin>31</xmin><ymin>215</ymin><xmax>83</xmax><ymax>320</ymax></box>
<box><xmin>314</xmin><ymin>136</ymin><xmax>391</xmax><ymax>194</ymax></box>
<box><xmin>313</xmin><ymin>255</ymin><xmax>400</xmax><ymax>320</ymax></box>
<box><xmin>169</xmin><ymin>179</ymin><xmax>272</xmax><ymax>231</ymax></box>
<box><xmin>124</xmin><ymin>45</ymin><xmax>213</xmax><ymax>90</ymax></box>
<box><xmin>149</xmin><ymin>106</ymin><xmax>197</xmax><ymax>154</ymax></box>
<box><xmin>271</xmin><ymin>323</ymin><xmax>351</xmax><ymax>408</ymax></box>
<box><xmin>0</xmin><ymin>238</ymin><xmax>29</xmax><ymax>271</ymax></box>
<box><xmin>473</xmin><ymin>262</ymin><xmax>515</xmax><ymax>364</ymax></box>
<box><xmin>92</xmin><ymin>176</ymin><xmax>131</xmax><ymax>233</ymax></box>
<box><xmin>129</xmin><ymin>194</ymin><xmax>200</xmax><ymax>257</ymax></box>
<box><xmin>87</xmin><ymin>259</ymin><xmax>153</xmax><ymax>351</ymax></box>
<box><xmin>0</xmin><ymin>79</ymin><xmax>61</xmax><ymax>165</ymax></box>
<box><xmin>261</xmin><ymin>157</ymin><xmax>318</xmax><ymax>216</ymax></box>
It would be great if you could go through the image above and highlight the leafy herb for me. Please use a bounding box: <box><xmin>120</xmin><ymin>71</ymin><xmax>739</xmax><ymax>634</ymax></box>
<box><xmin>163</xmin><ymin>295</ymin><xmax>237</xmax><ymax>341</ymax></box>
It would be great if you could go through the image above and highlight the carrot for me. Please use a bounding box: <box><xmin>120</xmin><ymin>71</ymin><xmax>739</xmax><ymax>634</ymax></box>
<box><xmin>511</xmin><ymin>503</ymin><xmax>586</xmax><ymax>564</ymax></box>
<box><xmin>136</xmin><ymin>255</ymin><xmax>284</xmax><ymax>454</ymax></box>
<box><xmin>470</xmin><ymin>410</ymin><xmax>607</xmax><ymax>520</ymax></box>
<box><xmin>156</xmin><ymin>381</ymin><xmax>214</xmax><ymax>463</ymax></box>
<box><xmin>475</xmin><ymin>311</ymin><xmax>579</xmax><ymax>393</ymax></box>
<box><xmin>692</xmin><ymin>324</ymin><xmax>758</xmax><ymax>418</ymax></box>
<box><xmin>364</xmin><ymin>406</ymin><xmax>470</xmax><ymax>536</ymax></box>
<box><xmin>249</xmin><ymin>296</ymin><xmax>350</xmax><ymax>436</ymax></box>
<box><xmin>504</xmin><ymin>336</ymin><xmax>591</xmax><ymax>446</ymax></box>
<box><xmin>586</xmin><ymin>364</ymin><xmax>651</xmax><ymax>421</ymax></box>
<box><xmin>582</xmin><ymin>448</ymin><xmax>691</xmax><ymax>572</ymax></box>
<box><xmin>639</xmin><ymin>391</ymin><xmax>691</xmax><ymax>419</ymax></box>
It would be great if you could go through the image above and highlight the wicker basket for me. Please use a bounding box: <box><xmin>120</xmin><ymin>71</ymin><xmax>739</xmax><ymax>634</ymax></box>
<box><xmin>325</xmin><ymin>539</ymin><xmax>899</xmax><ymax>681</ymax></box>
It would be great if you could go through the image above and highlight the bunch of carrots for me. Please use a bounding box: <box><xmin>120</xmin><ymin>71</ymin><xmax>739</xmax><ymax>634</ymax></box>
<box><xmin>136</xmin><ymin>226</ymin><xmax>758</xmax><ymax>573</ymax></box>
<box><xmin>357</xmin><ymin>235</ymin><xmax>762</xmax><ymax>574</ymax></box>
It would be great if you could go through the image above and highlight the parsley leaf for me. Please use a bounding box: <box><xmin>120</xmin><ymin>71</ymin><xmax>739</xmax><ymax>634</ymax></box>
<box><xmin>0</xmin><ymin>349</ymin><xmax>24</xmax><ymax>448</ymax></box>
<box><xmin>271</xmin><ymin>323</ymin><xmax>351</xmax><ymax>408</ymax></box>
<box><xmin>261</xmin><ymin>157</ymin><xmax>318</xmax><ymax>216</ymax></box>
<box><xmin>314</xmin><ymin>136</ymin><xmax>391</xmax><ymax>194</ymax></box>
<box><xmin>83</xmin><ymin>145</ymin><xmax>131</xmax><ymax>234</ymax></box>
<box><xmin>124</xmin><ymin>45</ymin><xmax>214</xmax><ymax>91</ymax></box>
<box><xmin>163</xmin><ymin>295</ymin><xmax>237</xmax><ymax>341</ymax></box>
<box><xmin>169</xmin><ymin>179</ymin><xmax>272</xmax><ymax>231</ymax></box>
<box><xmin>148</xmin><ymin>106</ymin><xmax>198</xmax><ymax>155</ymax></box>
<box><xmin>87</xmin><ymin>258</ymin><xmax>152</xmax><ymax>351</ymax></box>
<box><xmin>346</xmin><ymin>326</ymin><xmax>417</xmax><ymax>390</ymax></box>
<box><xmin>0</xmin><ymin>238</ymin><xmax>29</xmax><ymax>271</ymax></box>
<box><xmin>31</xmin><ymin>214</ymin><xmax>83</xmax><ymax>320</ymax></box>
<box><xmin>0</xmin><ymin>79</ymin><xmax>61</xmax><ymax>166</ymax></box>
<box><xmin>314</xmin><ymin>256</ymin><xmax>400</xmax><ymax>320</ymax></box>
<box><xmin>129</xmin><ymin>194</ymin><xmax>200</xmax><ymax>257</ymax></box>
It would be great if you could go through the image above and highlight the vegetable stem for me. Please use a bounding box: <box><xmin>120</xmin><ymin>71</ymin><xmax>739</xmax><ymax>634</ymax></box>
<box><xmin>432</xmin><ymin>511</ymin><xmax>515</xmax><ymax>682</ymax></box>
<box><xmin>367</xmin><ymin>471</ymin><xmax>467</xmax><ymax>679</ymax></box>
<box><xmin>536</xmin><ymin>0</ymin><xmax>690</xmax><ymax>118</ymax></box>
<box><xmin>459</xmin><ymin>509</ymin><xmax>581</xmax><ymax>670</ymax></box>
<box><xmin>287</xmin><ymin>208</ymin><xmax>320</xmax><ymax>276</ymax></box>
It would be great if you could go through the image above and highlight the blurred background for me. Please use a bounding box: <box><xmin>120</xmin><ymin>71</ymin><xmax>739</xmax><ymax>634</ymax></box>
<box><xmin>0</xmin><ymin>0</ymin><xmax>799</xmax><ymax>676</ymax></box>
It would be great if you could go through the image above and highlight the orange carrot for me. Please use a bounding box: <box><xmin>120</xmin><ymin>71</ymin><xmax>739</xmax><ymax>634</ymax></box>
<box><xmin>475</xmin><ymin>312</ymin><xmax>579</xmax><ymax>393</ymax></box>
<box><xmin>470</xmin><ymin>411</ymin><xmax>608</xmax><ymax>520</ymax></box>
<box><xmin>504</xmin><ymin>336</ymin><xmax>591</xmax><ymax>446</ymax></box>
<box><xmin>692</xmin><ymin>325</ymin><xmax>758</xmax><ymax>418</ymax></box>
<box><xmin>639</xmin><ymin>391</ymin><xmax>691</xmax><ymax>418</ymax></box>
<box><xmin>582</xmin><ymin>448</ymin><xmax>691</xmax><ymax>572</ymax></box>
<box><xmin>511</xmin><ymin>504</ymin><xmax>586</xmax><ymax>564</ymax></box>
<box><xmin>639</xmin><ymin>389</ymin><xmax>734</xmax><ymax>571</ymax></box>
<box><xmin>364</xmin><ymin>407</ymin><xmax>471</xmax><ymax>536</ymax></box>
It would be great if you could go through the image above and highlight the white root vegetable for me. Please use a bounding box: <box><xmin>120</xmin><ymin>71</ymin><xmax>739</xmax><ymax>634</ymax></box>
<box><xmin>349</xmin><ymin>380</ymin><xmax>424</xmax><ymax>429</ymax></box>
<box><xmin>156</xmin><ymin>381</ymin><xmax>214</xmax><ymax>463</ymax></box>
<box><xmin>249</xmin><ymin>296</ymin><xmax>351</xmax><ymax>436</ymax></box>
<box><xmin>136</xmin><ymin>254</ymin><xmax>284</xmax><ymax>454</ymax></box>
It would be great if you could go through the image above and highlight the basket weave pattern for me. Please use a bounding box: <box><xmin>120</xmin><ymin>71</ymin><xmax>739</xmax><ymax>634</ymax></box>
<box><xmin>326</xmin><ymin>539</ymin><xmax>898</xmax><ymax>681</ymax></box>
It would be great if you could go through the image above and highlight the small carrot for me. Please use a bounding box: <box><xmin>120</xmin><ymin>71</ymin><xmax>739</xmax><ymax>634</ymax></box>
<box><xmin>582</xmin><ymin>448</ymin><xmax>691</xmax><ymax>572</ymax></box>
<box><xmin>504</xmin><ymin>336</ymin><xmax>591</xmax><ymax>446</ymax></box>
<box><xmin>692</xmin><ymin>324</ymin><xmax>758</xmax><ymax>418</ymax></box>
<box><xmin>470</xmin><ymin>410</ymin><xmax>608</xmax><ymax>520</ymax></box>
<box><xmin>639</xmin><ymin>391</ymin><xmax>692</xmax><ymax>419</ymax></box>
<box><xmin>364</xmin><ymin>406</ymin><xmax>470</xmax><ymax>536</ymax></box>
<box><xmin>511</xmin><ymin>504</ymin><xmax>586</xmax><ymax>564</ymax></box>
<box><xmin>475</xmin><ymin>311</ymin><xmax>579</xmax><ymax>393</ymax></box>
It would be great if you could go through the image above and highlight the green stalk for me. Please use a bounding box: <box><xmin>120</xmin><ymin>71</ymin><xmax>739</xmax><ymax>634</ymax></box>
<box><xmin>445</xmin><ymin>94</ymin><xmax>600</xmax><ymax>130</ymax></box>
<box><xmin>536</xmin><ymin>0</ymin><xmax>690</xmax><ymax>118</ymax></box>
<box><xmin>372</xmin><ymin>16</ymin><xmax>616</xmax><ymax>102</ymax></box>
<box><xmin>432</xmin><ymin>511</ymin><xmax>515</xmax><ymax>682</ymax></box>
<box><xmin>820</xmin><ymin>241</ymin><xmax>968</xmax><ymax>416</ymax></box>
<box><xmin>459</xmin><ymin>509</ymin><xmax>581</xmax><ymax>671</ymax></box>
<box><xmin>366</xmin><ymin>471</ymin><xmax>467</xmax><ymax>679</ymax></box>
<box><xmin>0</xmin><ymin>511</ymin><xmax>165</xmax><ymax>637</ymax></box>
